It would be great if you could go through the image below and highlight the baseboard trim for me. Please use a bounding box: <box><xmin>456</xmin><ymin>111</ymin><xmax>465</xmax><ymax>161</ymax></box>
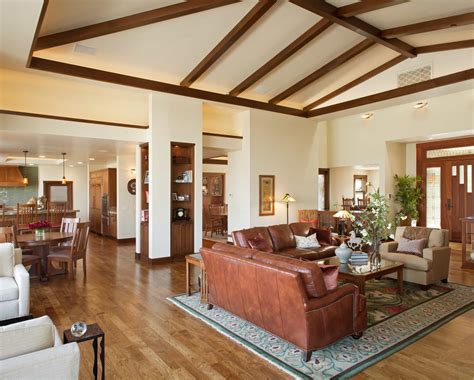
<box><xmin>117</xmin><ymin>238</ymin><xmax>136</xmax><ymax>244</ymax></box>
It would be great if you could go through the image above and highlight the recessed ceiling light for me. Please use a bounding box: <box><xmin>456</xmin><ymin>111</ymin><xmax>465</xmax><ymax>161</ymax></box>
<box><xmin>77</xmin><ymin>161</ymin><xmax>84</xmax><ymax>165</ymax></box>
<box><xmin>89</xmin><ymin>158</ymin><xmax>95</xmax><ymax>161</ymax></box>
<box><xmin>98</xmin><ymin>149</ymin><xmax>108</xmax><ymax>153</ymax></box>
<box><xmin>413</xmin><ymin>101</ymin><xmax>428</xmax><ymax>109</ymax></box>
<box><xmin>28</xmin><ymin>163</ymin><xmax>35</xmax><ymax>166</ymax></box>
<box><xmin>39</xmin><ymin>155</ymin><xmax>46</xmax><ymax>158</ymax></box>
<box><xmin>361</xmin><ymin>112</ymin><xmax>374</xmax><ymax>120</ymax></box>
<box><xmin>69</xmin><ymin>164</ymin><xmax>74</xmax><ymax>167</ymax></box>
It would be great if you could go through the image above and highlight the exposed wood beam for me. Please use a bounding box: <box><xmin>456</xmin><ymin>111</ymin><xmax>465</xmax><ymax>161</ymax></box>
<box><xmin>29</xmin><ymin>58</ymin><xmax>306</xmax><ymax>118</ymax></box>
<box><xmin>203</xmin><ymin>158</ymin><xmax>228</xmax><ymax>165</ymax></box>
<box><xmin>415</xmin><ymin>39</ymin><xmax>474</xmax><ymax>54</ymax></box>
<box><xmin>229</xmin><ymin>19</ymin><xmax>332</xmax><ymax>96</ymax></box>
<box><xmin>307</xmin><ymin>69</ymin><xmax>474</xmax><ymax>117</ymax></box>
<box><xmin>337</xmin><ymin>0</ymin><xmax>408</xmax><ymax>17</ymax></box>
<box><xmin>303</xmin><ymin>55</ymin><xmax>407</xmax><ymax>111</ymax></box>
<box><xmin>180</xmin><ymin>0</ymin><xmax>276</xmax><ymax>87</ymax></box>
<box><xmin>289</xmin><ymin>0</ymin><xmax>416</xmax><ymax>58</ymax></box>
<box><xmin>382</xmin><ymin>12</ymin><xmax>474</xmax><ymax>38</ymax></box>
<box><xmin>0</xmin><ymin>109</ymin><xmax>149</xmax><ymax>129</ymax></box>
<box><xmin>27</xmin><ymin>0</ymin><xmax>49</xmax><ymax>65</ymax></box>
<box><xmin>269</xmin><ymin>39</ymin><xmax>374</xmax><ymax>104</ymax></box>
<box><xmin>35</xmin><ymin>0</ymin><xmax>240</xmax><ymax>51</ymax></box>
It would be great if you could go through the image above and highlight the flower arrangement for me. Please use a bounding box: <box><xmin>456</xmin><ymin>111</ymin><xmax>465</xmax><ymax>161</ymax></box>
<box><xmin>28</xmin><ymin>220</ymin><xmax>51</xmax><ymax>230</ymax></box>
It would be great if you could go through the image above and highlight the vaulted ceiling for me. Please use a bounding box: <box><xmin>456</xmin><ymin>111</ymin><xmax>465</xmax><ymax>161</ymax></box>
<box><xmin>25</xmin><ymin>0</ymin><xmax>474</xmax><ymax>117</ymax></box>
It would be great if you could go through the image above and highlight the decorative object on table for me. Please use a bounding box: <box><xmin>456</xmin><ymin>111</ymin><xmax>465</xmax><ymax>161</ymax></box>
<box><xmin>177</xmin><ymin>195</ymin><xmax>185</xmax><ymax>201</ymax></box>
<box><xmin>353</xmin><ymin>188</ymin><xmax>391</xmax><ymax>271</ymax></box>
<box><xmin>37</xmin><ymin>195</ymin><xmax>47</xmax><ymax>211</ymax></box>
<box><xmin>173</xmin><ymin>207</ymin><xmax>189</xmax><ymax>221</ymax></box>
<box><xmin>335</xmin><ymin>237</ymin><xmax>352</xmax><ymax>263</ymax></box>
<box><xmin>281</xmin><ymin>193</ymin><xmax>296</xmax><ymax>224</ymax></box>
<box><xmin>127</xmin><ymin>178</ymin><xmax>136</xmax><ymax>195</ymax></box>
<box><xmin>143</xmin><ymin>170</ymin><xmax>149</xmax><ymax>184</ymax></box>
<box><xmin>172</xmin><ymin>192</ymin><xmax>178</xmax><ymax>201</ymax></box>
<box><xmin>29</xmin><ymin>220</ymin><xmax>51</xmax><ymax>237</ymax></box>
<box><xmin>333</xmin><ymin>209</ymin><xmax>353</xmax><ymax>236</ymax></box>
<box><xmin>27</xmin><ymin>197</ymin><xmax>37</xmax><ymax>205</ymax></box>
<box><xmin>393</xmin><ymin>174</ymin><xmax>423</xmax><ymax>227</ymax></box>
<box><xmin>71</xmin><ymin>321</ymin><xmax>87</xmax><ymax>337</ymax></box>
<box><xmin>259</xmin><ymin>175</ymin><xmax>275</xmax><ymax>216</ymax></box>
<box><xmin>61</xmin><ymin>152</ymin><xmax>67</xmax><ymax>184</ymax></box>
<box><xmin>179</xmin><ymin>170</ymin><xmax>193</xmax><ymax>183</ymax></box>
<box><xmin>22</xmin><ymin>150</ymin><xmax>29</xmax><ymax>185</ymax></box>
<box><xmin>350</xmin><ymin>251</ymin><xmax>369</xmax><ymax>265</ymax></box>
<box><xmin>347</xmin><ymin>230</ymin><xmax>363</xmax><ymax>251</ymax></box>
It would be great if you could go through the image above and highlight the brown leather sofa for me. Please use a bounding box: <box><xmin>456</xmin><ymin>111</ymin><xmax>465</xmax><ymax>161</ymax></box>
<box><xmin>232</xmin><ymin>222</ymin><xmax>337</xmax><ymax>260</ymax></box>
<box><xmin>201</xmin><ymin>243</ymin><xmax>367</xmax><ymax>361</ymax></box>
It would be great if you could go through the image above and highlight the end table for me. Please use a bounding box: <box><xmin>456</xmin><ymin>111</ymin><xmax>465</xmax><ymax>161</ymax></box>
<box><xmin>185</xmin><ymin>253</ymin><xmax>208</xmax><ymax>304</ymax></box>
<box><xmin>64</xmin><ymin>323</ymin><xmax>105</xmax><ymax>380</ymax></box>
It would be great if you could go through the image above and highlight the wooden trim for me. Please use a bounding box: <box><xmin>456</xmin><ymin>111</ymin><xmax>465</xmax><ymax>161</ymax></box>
<box><xmin>117</xmin><ymin>238</ymin><xmax>136</xmax><ymax>244</ymax></box>
<box><xmin>229</xmin><ymin>19</ymin><xmax>332</xmax><ymax>96</ymax></box>
<box><xmin>43</xmin><ymin>181</ymin><xmax>73</xmax><ymax>210</ymax></box>
<box><xmin>269</xmin><ymin>39</ymin><xmax>374</xmax><ymax>104</ymax></box>
<box><xmin>415</xmin><ymin>39</ymin><xmax>474</xmax><ymax>54</ymax></box>
<box><xmin>337</xmin><ymin>0</ymin><xmax>408</xmax><ymax>17</ymax></box>
<box><xmin>382</xmin><ymin>12</ymin><xmax>474</xmax><ymax>38</ymax></box>
<box><xmin>303</xmin><ymin>55</ymin><xmax>407</xmax><ymax>111</ymax></box>
<box><xmin>0</xmin><ymin>109</ymin><xmax>149</xmax><ymax>129</ymax></box>
<box><xmin>35</xmin><ymin>0</ymin><xmax>240</xmax><ymax>51</ymax></box>
<box><xmin>319</xmin><ymin>168</ymin><xmax>330</xmax><ymax>211</ymax></box>
<box><xmin>290</xmin><ymin>0</ymin><xmax>416</xmax><ymax>58</ymax></box>
<box><xmin>180</xmin><ymin>0</ymin><xmax>276</xmax><ymax>87</ymax></box>
<box><xmin>203</xmin><ymin>158</ymin><xmax>228</xmax><ymax>165</ymax></box>
<box><xmin>27</xmin><ymin>0</ymin><xmax>49</xmax><ymax>66</ymax></box>
<box><xmin>29</xmin><ymin>58</ymin><xmax>306</xmax><ymax>117</ymax></box>
<box><xmin>148</xmin><ymin>257</ymin><xmax>174</xmax><ymax>264</ymax></box>
<box><xmin>202</xmin><ymin>132</ymin><xmax>243</xmax><ymax>139</ymax></box>
<box><xmin>307</xmin><ymin>69</ymin><xmax>474</xmax><ymax>117</ymax></box>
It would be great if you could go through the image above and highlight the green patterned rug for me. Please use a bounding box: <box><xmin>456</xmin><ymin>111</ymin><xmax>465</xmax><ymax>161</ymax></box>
<box><xmin>168</xmin><ymin>280</ymin><xmax>474</xmax><ymax>379</ymax></box>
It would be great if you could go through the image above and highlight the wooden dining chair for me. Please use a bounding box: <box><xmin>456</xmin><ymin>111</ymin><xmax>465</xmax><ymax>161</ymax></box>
<box><xmin>342</xmin><ymin>198</ymin><xmax>354</xmax><ymax>211</ymax></box>
<box><xmin>60</xmin><ymin>217</ymin><xmax>80</xmax><ymax>233</ymax></box>
<box><xmin>47</xmin><ymin>202</ymin><xmax>67</xmax><ymax>229</ymax></box>
<box><xmin>357</xmin><ymin>197</ymin><xmax>368</xmax><ymax>208</ymax></box>
<box><xmin>203</xmin><ymin>207</ymin><xmax>223</xmax><ymax>237</ymax></box>
<box><xmin>47</xmin><ymin>222</ymin><xmax>90</xmax><ymax>279</ymax></box>
<box><xmin>16</xmin><ymin>203</ymin><xmax>37</xmax><ymax>233</ymax></box>
<box><xmin>0</xmin><ymin>203</ymin><xmax>5</xmax><ymax>222</ymax></box>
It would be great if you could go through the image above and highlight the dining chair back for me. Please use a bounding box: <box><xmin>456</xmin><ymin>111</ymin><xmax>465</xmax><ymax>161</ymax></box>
<box><xmin>48</xmin><ymin>202</ymin><xmax>67</xmax><ymax>228</ymax></box>
<box><xmin>341</xmin><ymin>198</ymin><xmax>354</xmax><ymax>211</ymax></box>
<box><xmin>0</xmin><ymin>203</ymin><xmax>5</xmax><ymax>222</ymax></box>
<box><xmin>60</xmin><ymin>217</ymin><xmax>80</xmax><ymax>233</ymax></box>
<box><xmin>357</xmin><ymin>197</ymin><xmax>368</xmax><ymax>208</ymax></box>
<box><xmin>16</xmin><ymin>203</ymin><xmax>37</xmax><ymax>229</ymax></box>
<box><xmin>71</xmin><ymin>222</ymin><xmax>90</xmax><ymax>259</ymax></box>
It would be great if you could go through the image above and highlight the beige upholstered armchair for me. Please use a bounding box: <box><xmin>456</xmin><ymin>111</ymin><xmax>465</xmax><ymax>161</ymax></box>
<box><xmin>380</xmin><ymin>226</ymin><xmax>451</xmax><ymax>287</ymax></box>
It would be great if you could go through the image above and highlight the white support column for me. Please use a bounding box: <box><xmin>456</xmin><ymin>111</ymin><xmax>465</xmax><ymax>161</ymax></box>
<box><xmin>135</xmin><ymin>145</ymin><xmax>142</xmax><ymax>254</ymax></box>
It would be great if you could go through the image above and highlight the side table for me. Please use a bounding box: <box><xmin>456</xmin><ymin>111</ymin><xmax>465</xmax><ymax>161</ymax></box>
<box><xmin>64</xmin><ymin>323</ymin><xmax>105</xmax><ymax>380</ymax></box>
<box><xmin>185</xmin><ymin>253</ymin><xmax>208</xmax><ymax>304</ymax></box>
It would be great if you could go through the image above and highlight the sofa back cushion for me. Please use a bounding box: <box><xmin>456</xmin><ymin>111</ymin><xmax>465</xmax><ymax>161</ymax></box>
<box><xmin>232</xmin><ymin>227</ymin><xmax>274</xmax><ymax>251</ymax></box>
<box><xmin>289</xmin><ymin>222</ymin><xmax>312</xmax><ymax>237</ymax></box>
<box><xmin>267</xmin><ymin>224</ymin><xmax>296</xmax><ymax>251</ymax></box>
<box><xmin>211</xmin><ymin>243</ymin><xmax>259</xmax><ymax>259</ymax></box>
<box><xmin>310</xmin><ymin>228</ymin><xmax>332</xmax><ymax>246</ymax></box>
<box><xmin>248</xmin><ymin>233</ymin><xmax>274</xmax><ymax>253</ymax></box>
<box><xmin>0</xmin><ymin>243</ymin><xmax>15</xmax><ymax>277</ymax></box>
<box><xmin>0</xmin><ymin>323</ymin><xmax>55</xmax><ymax>360</ymax></box>
<box><xmin>253</xmin><ymin>252</ymin><xmax>327</xmax><ymax>298</ymax></box>
<box><xmin>428</xmin><ymin>229</ymin><xmax>449</xmax><ymax>247</ymax></box>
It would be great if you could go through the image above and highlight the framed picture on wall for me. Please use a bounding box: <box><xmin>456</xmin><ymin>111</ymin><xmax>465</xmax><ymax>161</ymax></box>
<box><xmin>259</xmin><ymin>175</ymin><xmax>275</xmax><ymax>216</ymax></box>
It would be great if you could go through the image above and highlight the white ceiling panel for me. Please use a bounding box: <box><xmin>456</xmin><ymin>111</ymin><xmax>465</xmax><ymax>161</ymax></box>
<box><xmin>401</xmin><ymin>24</ymin><xmax>474</xmax><ymax>46</ymax></box>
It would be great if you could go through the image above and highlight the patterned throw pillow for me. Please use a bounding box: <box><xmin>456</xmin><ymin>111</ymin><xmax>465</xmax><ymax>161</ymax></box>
<box><xmin>295</xmin><ymin>233</ymin><xmax>321</xmax><ymax>249</ymax></box>
<box><xmin>248</xmin><ymin>233</ymin><xmax>273</xmax><ymax>253</ymax></box>
<box><xmin>396</xmin><ymin>237</ymin><xmax>427</xmax><ymax>257</ymax></box>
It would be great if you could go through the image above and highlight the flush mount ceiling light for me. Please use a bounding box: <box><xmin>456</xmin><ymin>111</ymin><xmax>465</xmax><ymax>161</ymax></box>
<box><xmin>39</xmin><ymin>155</ymin><xmax>46</xmax><ymax>158</ymax></box>
<box><xmin>61</xmin><ymin>153</ymin><xmax>67</xmax><ymax>184</ymax></box>
<box><xmin>22</xmin><ymin>150</ymin><xmax>29</xmax><ymax>185</ymax></box>
<box><xmin>89</xmin><ymin>158</ymin><xmax>95</xmax><ymax>161</ymax></box>
<box><xmin>413</xmin><ymin>101</ymin><xmax>428</xmax><ymax>109</ymax></box>
<box><xmin>361</xmin><ymin>112</ymin><xmax>374</xmax><ymax>120</ymax></box>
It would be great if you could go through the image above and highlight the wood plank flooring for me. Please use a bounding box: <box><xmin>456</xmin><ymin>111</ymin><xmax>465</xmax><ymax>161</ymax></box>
<box><xmin>31</xmin><ymin>236</ymin><xmax>474</xmax><ymax>379</ymax></box>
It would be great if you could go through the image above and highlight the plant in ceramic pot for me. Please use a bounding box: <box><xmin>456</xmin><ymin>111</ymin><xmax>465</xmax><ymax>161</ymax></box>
<box><xmin>353</xmin><ymin>189</ymin><xmax>391</xmax><ymax>271</ymax></box>
<box><xmin>29</xmin><ymin>220</ymin><xmax>51</xmax><ymax>237</ymax></box>
<box><xmin>393</xmin><ymin>174</ymin><xmax>423</xmax><ymax>226</ymax></box>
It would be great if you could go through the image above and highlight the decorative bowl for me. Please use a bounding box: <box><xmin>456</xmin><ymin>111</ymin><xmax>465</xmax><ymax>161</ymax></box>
<box><xmin>71</xmin><ymin>321</ymin><xmax>87</xmax><ymax>337</ymax></box>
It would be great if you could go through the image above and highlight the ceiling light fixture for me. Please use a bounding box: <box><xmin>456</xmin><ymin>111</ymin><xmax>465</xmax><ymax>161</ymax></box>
<box><xmin>61</xmin><ymin>153</ymin><xmax>67</xmax><ymax>184</ymax></box>
<box><xmin>413</xmin><ymin>101</ymin><xmax>428</xmax><ymax>109</ymax></box>
<box><xmin>77</xmin><ymin>161</ymin><xmax>83</xmax><ymax>165</ymax></box>
<box><xmin>361</xmin><ymin>112</ymin><xmax>374</xmax><ymax>120</ymax></box>
<box><xmin>22</xmin><ymin>151</ymin><xmax>29</xmax><ymax>185</ymax></box>
<box><xmin>39</xmin><ymin>155</ymin><xmax>46</xmax><ymax>158</ymax></box>
<box><xmin>89</xmin><ymin>158</ymin><xmax>95</xmax><ymax>161</ymax></box>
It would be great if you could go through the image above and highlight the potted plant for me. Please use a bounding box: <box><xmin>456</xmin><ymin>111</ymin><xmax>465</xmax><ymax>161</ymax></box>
<box><xmin>393</xmin><ymin>174</ymin><xmax>423</xmax><ymax>226</ymax></box>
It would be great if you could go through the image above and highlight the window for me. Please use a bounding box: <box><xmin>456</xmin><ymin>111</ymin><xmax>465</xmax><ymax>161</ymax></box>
<box><xmin>353</xmin><ymin>175</ymin><xmax>367</xmax><ymax>200</ymax></box>
<box><xmin>426</xmin><ymin>167</ymin><xmax>441</xmax><ymax>229</ymax></box>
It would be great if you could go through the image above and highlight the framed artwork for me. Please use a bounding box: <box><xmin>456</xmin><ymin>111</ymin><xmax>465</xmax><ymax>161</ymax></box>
<box><xmin>144</xmin><ymin>170</ymin><xmax>149</xmax><ymax>184</ymax></box>
<box><xmin>259</xmin><ymin>175</ymin><xmax>275</xmax><ymax>216</ymax></box>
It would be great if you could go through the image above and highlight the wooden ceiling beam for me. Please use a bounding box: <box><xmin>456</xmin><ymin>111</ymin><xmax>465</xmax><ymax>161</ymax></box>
<box><xmin>337</xmin><ymin>0</ymin><xmax>408</xmax><ymax>17</ymax></box>
<box><xmin>289</xmin><ymin>0</ymin><xmax>416</xmax><ymax>58</ymax></box>
<box><xmin>29</xmin><ymin>57</ymin><xmax>306</xmax><ymax>118</ymax></box>
<box><xmin>303</xmin><ymin>55</ymin><xmax>407</xmax><ymax>111</ymax></box>
<box><xmin>180</xmin><ymin>0</ymin><xmax>276</xmax><ymax>87</ymax></box>
<box><xmin>307</xmin><ymin>69</ymin><xmax>474</xmax><ymax>118</ymax></box>
<box><xmin>269</xmin><ymin>39</ymin><xmax>374</xmax><ymax>104</ymax></box>
<box><xmin>382</xmin><ymin>12</ymin><xmax>474</xmax><ymax>38</ymax></box>
<box><xmin>229</xmin><ymin>18</ymin><xmax>332</xmax><ymax>96</ymax></box>
<box><xmin>35</xmin><ymin>0</ymin><xmax>240</xmax><ymax>51</ymax></box>
<box><xmin>415</xmin><ymin>39</ymin><xmax>474</xmax><ymax>54</ymax></box>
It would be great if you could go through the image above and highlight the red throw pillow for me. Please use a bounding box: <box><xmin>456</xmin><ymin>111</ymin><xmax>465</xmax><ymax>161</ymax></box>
<box><xmin>299</xmin><ymin>218</ymin><xmax>317</xmax><ymax>228</ymax></box>
<box><xmin>319</xmin><ymin>264</ymin><xmax>339</xmax><ymax>291</ymax></box>
<box><xmin>248</xmin><ymin>233</ymin><xmax>273</xmax><ymax>253</ymax></box>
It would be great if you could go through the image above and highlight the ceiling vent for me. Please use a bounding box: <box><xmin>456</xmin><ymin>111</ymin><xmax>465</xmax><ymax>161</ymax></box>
<box><xmin>398</xmin><ymin>64</ymin><xmax>432</xmax><ymax>87</ymax></box>
<box><xmin>73</xmin><ymin>43</ymin><xmax>96</xmax><ymax>56</ymax></box>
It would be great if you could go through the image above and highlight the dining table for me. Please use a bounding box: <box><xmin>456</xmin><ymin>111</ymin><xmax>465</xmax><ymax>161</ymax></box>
<box><xmin>17</xmin><ymin>231</ymin><xmax>74</xmax><ymax>281</ymax></box>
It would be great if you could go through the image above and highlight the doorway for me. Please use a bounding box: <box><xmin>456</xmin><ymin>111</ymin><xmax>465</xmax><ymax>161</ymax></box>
<box><xmin>202</xmin><ymin>172</ymin><xmax>227</xmax><ymax>243</ymax></box>
<box><xmin>417</xmin><ymin>137</ymin><xmax>474</xmax><ymax>241</ymax></box>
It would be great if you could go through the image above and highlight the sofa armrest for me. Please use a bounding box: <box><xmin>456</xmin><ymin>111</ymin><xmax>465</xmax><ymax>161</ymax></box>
<box><xmin>423</xmin><ymin>246</ymin><xmax>451</xmax><ymax>281</ymax></box>
<box><xmin>304</xmin><ymin>283</ymin><xmax>359</xmax><ymax>311</ymax></box>
<box><xmin>13</xmin><ymin>264</ymin><xmax>30</xmax><ymax>317</ymax></box>
<box><xmin>380</xmin><ymin>241</ymin><xmax>398</xmax><ymax>254</ymax></box>
<box><xmin>1</xmin><ymin>342</ymin><xmax>80</xmax><ymax>380</ymax></box>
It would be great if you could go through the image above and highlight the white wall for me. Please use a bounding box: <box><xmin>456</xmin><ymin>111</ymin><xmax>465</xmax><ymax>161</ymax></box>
<box><xmin>406</xmin><ymin>143</ymin><xmax>417</xmax><ymax>177</ymax></box>
<box><xmin>37</xmin><ymin>165</ymin><xmax>88</xmax><ymax>219</ymax></box>
<box><xmin>116</xmin><ymin>154</ymin><xmax>136</xmax><ymax>239</ymax></box>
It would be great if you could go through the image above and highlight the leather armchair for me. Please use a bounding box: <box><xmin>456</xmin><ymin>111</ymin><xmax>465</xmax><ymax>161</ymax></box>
<box><xmin>0</xmin><ymin>243</ymin><xmax>29</xmax><ymax>321</ymax></box>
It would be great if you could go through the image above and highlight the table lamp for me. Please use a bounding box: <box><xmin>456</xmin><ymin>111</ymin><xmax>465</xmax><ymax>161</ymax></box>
<box><xmin>282</xmin><ymin>193</ymin><xmax>296</xmax><ymax>224</ymax></box>
<box><xmin>333</xmin><ymin>209</ymin><xmax>353</xmax><ymax>236</ymax></box>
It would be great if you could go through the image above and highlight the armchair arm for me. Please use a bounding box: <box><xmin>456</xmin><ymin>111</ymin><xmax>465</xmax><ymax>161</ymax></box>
<box><xmin>304</xmin><ymin>283</ymin><xmax>359</xmax><ymax>311</ymax></box>
<box><xmin>380</xmin><ymin>241</ymin><xmax>398</xmax><ymax>254</ymax></box>
<box><xmin>423</xmin><ymin>246</ymin><xmax>451</xmax><ymax>281</ymax></box>
<box><xmin>13</xmin><ymin>264</ymin><xmax>30</xmax><ymax>317</ymax></box>
<box><xmin>1</xmin><ymin>343</ymin><xmax>80</xmax><ymax>380</ymax></box>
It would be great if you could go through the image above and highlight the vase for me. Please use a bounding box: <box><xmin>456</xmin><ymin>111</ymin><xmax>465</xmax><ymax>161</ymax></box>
<box><xmin>335</xmin><ymin>242</ymin><xmax>352</xmax><ymax>264</ymax></box>
<box><xmin>369</xmin><ymin>240</ymin><xmax>382</xmax><ymax>271</ymax></box>
<box><xmin>35</xmin><ymin>229</ymin><xmax>45</xmax><ymax>238</ymax></box>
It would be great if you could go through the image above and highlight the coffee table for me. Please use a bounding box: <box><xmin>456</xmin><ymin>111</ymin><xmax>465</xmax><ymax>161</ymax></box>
<box><xmin>316</xmin><ymin>256</ymin><xmax>404</xmax><ymax>295</ymax></box>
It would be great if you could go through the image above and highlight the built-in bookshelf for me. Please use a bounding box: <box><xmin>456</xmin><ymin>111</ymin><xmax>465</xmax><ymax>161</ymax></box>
<box><xmin>139</xmin><ymin>143</ymin><xmax>149</xmax><ymax>259</ymax></box>
<box><xmin>171</xmin><ymin>142</ymin><xmax>194</xmax><ymax>258</ymax></box>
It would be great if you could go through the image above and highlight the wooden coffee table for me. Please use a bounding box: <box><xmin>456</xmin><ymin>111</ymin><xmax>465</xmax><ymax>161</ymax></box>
<box><xmin>317</xmin><ymin>256</ymin><xmax>404</xmax><ymax>295</ymax></box>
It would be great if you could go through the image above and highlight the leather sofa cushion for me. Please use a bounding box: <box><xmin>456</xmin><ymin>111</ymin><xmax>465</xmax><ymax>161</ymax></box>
<box><xmin>232</xmin><ymin>227</ymin><xmax>274</xmax><ymax>250</ymax></box>
<box><xmin>211</xmin><ymin>243</ymin><xmax>259</xmax><ymax>259</ymax></box>
<box><xmin>268</xmin><ymin>224</ymin><xmax>296</xmax><ymax>251</ymax></box>
<box><xmin>319</xmin><ymin>265</ymin><xmax>339</xmax><ymax>291</ymax></box>
<box><xmin>253</xmin><ymin>252</ymin><xmax>327</xmax><ymax>298</ymax></box>
<box><xmin>280</xmin><ymin>246</ymin><xmax>336</xmax><ymax>261</ymax></box>
<box><xmin>0</xmin><ymin>277</ymin><xmax>19</xmax><ymax>302</ymax></box>
<box><xmin>248</xmin><ymin>233</ymin><xmax>274</xmax><ymax>253</ymax></box>
<box><xmin>381</xmin><ymin>252</ymin><xmax>433</xmax><ymax>271</ymax></box>
<box><xmin>289</xmin><ymin>222</ymin><xmax>312</xmax><ymax>237</ymax></box>
<box><xmin>310</xmin><ymin>228</ymin><xmax>332</xmax><ymax>246</ymax></box>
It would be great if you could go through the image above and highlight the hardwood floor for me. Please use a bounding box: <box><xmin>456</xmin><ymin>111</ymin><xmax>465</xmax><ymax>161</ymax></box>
<box><xmin>31</xmin><ymin>235</ymin><xmax>474</xmax><ymax>379</ymax></box>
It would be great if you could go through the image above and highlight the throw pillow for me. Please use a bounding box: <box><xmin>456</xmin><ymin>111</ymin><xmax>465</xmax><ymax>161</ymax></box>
<box><xmin>396</xmin><ymin>237</ymin><xmax>427</xmax><ymax>257</ymax></box>
<box><xmin>319</xmin><ymin>264</ymin><xmax>339</xmax><ymax>291</ymax></box>
<box><xmin>248</xmin><ymin>233</ymin><xmax>273</xmax><ymax>253</ymax></box>
<box><xmin>295</xmin><ymin>234</ymin><xmax>321</xmax><ymax>249</ymax></box>
<box><xmin>299</xmin><ymin>218</ymin><xmax>317</xmax><ymax>228</ymax></box>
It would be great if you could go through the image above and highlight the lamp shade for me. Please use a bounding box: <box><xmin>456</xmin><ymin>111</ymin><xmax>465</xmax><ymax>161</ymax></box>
<box><xmin>333</xmin><ymin>210</ymin><xmax>353</xmax><ymax>219</ymax></box>
<box><xmin>282</xmin><ymin>193</ymin><xmax>296</xmax><ymax>203</ymax></box>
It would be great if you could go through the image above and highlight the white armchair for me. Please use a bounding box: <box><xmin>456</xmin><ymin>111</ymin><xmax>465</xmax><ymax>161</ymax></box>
<box><xmin>0</xmin><ymin>315</ymin><xmax>80</xmax><ymax>379</ymax></box>
<box><xmin>0</xmin><ymin>243</ymin><xmax>29</xmax><ymax>321</ymax></box>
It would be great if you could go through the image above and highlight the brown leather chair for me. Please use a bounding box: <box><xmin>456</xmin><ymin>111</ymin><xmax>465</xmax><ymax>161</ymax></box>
<box><xmin>201</xmin><ymin>245</ymin><xmax>367</xmax><ymax>361</ymax></box>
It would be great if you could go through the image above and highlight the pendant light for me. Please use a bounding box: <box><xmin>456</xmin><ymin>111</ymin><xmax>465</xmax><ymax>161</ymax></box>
<box><xmin>22</xmin><ymin>151</ymin><xmax>29</xmax><ymax>185</ymax></box>
<box><xmin>61</xmin><ymin>153</ymin><xmax>67</xmax><ymax>184</ymax></box>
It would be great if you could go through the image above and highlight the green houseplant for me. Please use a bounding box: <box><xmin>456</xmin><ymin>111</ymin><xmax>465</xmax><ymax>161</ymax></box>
<box><xmin>393</xmin><ymin>174</ymin><xmax>423</xmax><ymax>226</ymax></box>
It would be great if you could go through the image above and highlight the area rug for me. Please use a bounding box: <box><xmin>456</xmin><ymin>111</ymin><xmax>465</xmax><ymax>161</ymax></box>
<box><xmin>168</xmin><ymin>280</ymin><xmax>474</xmax><ymax>379</ymax></box>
